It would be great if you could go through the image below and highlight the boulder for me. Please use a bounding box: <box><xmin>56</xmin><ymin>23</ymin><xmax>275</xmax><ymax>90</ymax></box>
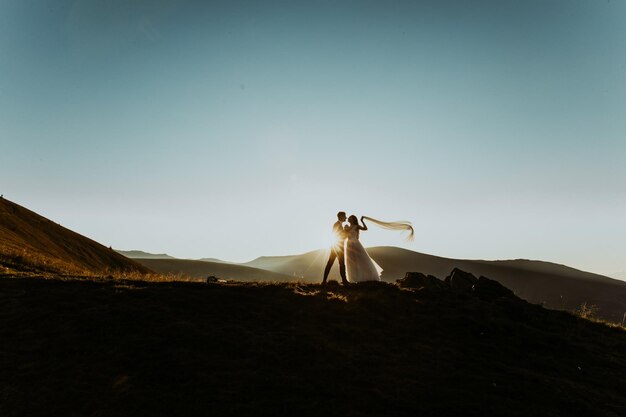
<box><xmin>474</xmin><ymin>276</ymin><xmax>517</xmax><ymax>301</ymax></box>
<box><xmin>397</xmin><ymin>272</ymin><xmax>447</xmax><ymax>290</ymax></box>
<box><xmin>445</xmin><ymin>268</ymin><xmax>478</xmax><ymax>293</ymax></box>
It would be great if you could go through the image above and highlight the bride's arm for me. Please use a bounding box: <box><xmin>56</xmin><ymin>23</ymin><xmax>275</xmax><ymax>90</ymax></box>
<box><xmin>359</xmin><ymin>216</ymin><xmax>368</xmax><ymax>231</ymax></box>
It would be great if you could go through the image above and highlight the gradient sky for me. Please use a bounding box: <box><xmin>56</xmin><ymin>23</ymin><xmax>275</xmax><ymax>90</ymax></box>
<box><xmin>1</xmin><ymin>0</ymin><xmax>625</xmax><ymax>276</ymax></box>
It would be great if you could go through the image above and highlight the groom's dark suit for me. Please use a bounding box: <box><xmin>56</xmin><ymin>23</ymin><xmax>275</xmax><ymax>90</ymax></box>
<box><xmin>322</xmin><ymin>221</ymin><xmax>348</xmax><ymax>284</ymax></box>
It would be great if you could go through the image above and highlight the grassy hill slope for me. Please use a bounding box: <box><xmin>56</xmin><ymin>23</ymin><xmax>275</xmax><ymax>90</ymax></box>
<box><xmin>1</xmin><ymin>275</ymin><xmax>624</xmax><ymax>417</ymax></box>
<box><xmin>0</xmin><ymin>198</ymin><xmax>150</xmax><ymax>276</ymax></box>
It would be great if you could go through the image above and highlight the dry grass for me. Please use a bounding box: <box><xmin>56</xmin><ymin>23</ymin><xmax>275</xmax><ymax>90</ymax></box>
<box><xmin>0</xmin><ymin>245</ymin><xmax>93</xmax><ymax>276</ymax></box>
<box><xmin>0</xmin><ymin>246</ymin><xmax>203</xmax><ymax>284</ymax></box>
<box><xmin>574</xmin><ymin>301</ymin><xmax>626</xmax><ymax>331</ymax></box>
<box><xmin>576</xmin><ymin>302</ymin><xmax>599</xmax><ymax>320</ymax></box>
<box><xmin>112</xmin><ymin>270</ymin><xmax>201</xmax><ymax>282</ymax></box>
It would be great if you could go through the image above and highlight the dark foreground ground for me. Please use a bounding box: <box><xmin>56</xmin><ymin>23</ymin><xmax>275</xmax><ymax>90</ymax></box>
<box><xmin>1</xmin><ymin>277</ymin><xmax>625</xmax><ymax>417</ymax></box>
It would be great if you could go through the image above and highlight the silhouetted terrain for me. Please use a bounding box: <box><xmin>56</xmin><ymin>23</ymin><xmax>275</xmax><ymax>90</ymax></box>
<box><xmin>135</xmin><ymin>258</ymin><xmax>294</xmax><ymax>282</ymax></box>
<box><xmin>244</xmin><ymin>247</ymin><xmax>626</xmax><ymax>323</ymax></box>
<box><xmin>2</xmin><ymin>197</ymin><xmax>624</xmax><ymax>323</ymax></box>
<box><xmin>0</xmin><ymin>198</ymin><xmax>150</xmax><ymax>276</ymax></box>
<box><xmin>1</xmin><ymin>274</ymin><xmax>624</xmax><ymax>417</ymax></box>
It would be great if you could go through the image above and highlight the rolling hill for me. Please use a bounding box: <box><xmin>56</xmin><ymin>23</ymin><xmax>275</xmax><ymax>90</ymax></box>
<box><xmin>244</xmin><ymin>246</ymin><xmax>626</xmax><ymax>323</ymax></box>
<box><xmin>0</xmin><ymin>198</ymin><xmax>150</xmax><ymax>276</ymax></box>
<box><xmin>134</xmin><ymin>258</ymin><xmax>295</xmax><ymax>282</ymax></box>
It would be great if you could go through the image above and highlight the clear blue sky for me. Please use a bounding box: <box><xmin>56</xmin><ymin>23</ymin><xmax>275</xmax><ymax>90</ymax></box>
<box><xmin>1</xmin><ymin>0</ymin><xmax>625</xmax><ymax>276</ymax></box>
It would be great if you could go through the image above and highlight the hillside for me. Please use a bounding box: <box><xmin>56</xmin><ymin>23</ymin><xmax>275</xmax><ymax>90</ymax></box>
<box><xmin>1</xmin><ymin>274</ymin><xmax>624</xmax><ymax>417</ymax></box>
<box><xmin>0</xmin><ymin>198</ymin><xmax>150</xmax><ymax>276</ymax></box>
<box><xmin>135</xmin><ymin>258</ymin><xmax>295</xmax><ymax>282</ymax></box>
<box><xmin>245</xmin><ymin>247</ymin><xmax>626</xmax><ymax>323</ymax></box>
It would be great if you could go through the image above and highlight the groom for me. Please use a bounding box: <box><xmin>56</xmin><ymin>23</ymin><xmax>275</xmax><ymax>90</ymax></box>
<box><xmin>322</xmin><ymin>211</ymin><xmax>349</xmax><ymax>285</ymax></box>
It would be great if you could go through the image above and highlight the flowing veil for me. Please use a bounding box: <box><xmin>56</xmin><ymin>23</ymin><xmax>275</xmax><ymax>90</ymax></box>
<box><xmin>362</xmin><ymin>216</ymin><xmax>414</xmax><ymax>241</ymax></box>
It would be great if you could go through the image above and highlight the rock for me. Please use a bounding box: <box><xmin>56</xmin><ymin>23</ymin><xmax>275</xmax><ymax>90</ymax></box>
<box><xmin>400</xmin><ymin>269</ymin><xmax>519</xmax><ymax>303</ymax></box>
<box><xmin>397</xmin><ymin>272</ymin><xmax>447</xmax><ymax>290</ymax></box>
<box><xmin>474</xmin><ymin>276</ymin><xmax>516</xmax><ymax>301</ymax></box>
<box><xmin>445</xmin><ymin>268</ymin><xmax>478</xmax><ymax>293</ymax></box>
<box><xmin>206</xmin><ymin>275</ymin><xmax>219</xmax><ymax>284</ymax></box>
<box><xmin>397</xmin><ymin>272</ymin><xmax>426</xmax><ymax>288</ymax></box>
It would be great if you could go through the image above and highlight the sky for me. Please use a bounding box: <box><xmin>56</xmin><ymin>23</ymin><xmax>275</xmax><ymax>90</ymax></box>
<box><xmin>1</xmin><ymin>0</ymin><xmax>625</xmax><ymax>276</ymax></box>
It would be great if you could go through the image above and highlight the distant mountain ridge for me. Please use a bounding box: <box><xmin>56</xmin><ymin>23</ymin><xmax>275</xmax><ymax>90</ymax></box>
<box><xmin>116</xmin><ymin>250</ymin><xmax>175</xmax><ymax>259</ymax></box>
<box><xmin>117</xmin><ymin>250</ymin><xmax>231</xmax><ymax>264</ymax></box>
<box><xmin>0</xmin><ymin>198</ymin><xmax>150</xmax><ymax>276</ymax></box>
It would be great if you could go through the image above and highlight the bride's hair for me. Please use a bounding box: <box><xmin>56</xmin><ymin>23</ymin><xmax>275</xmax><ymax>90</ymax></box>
<box><xmin>362</xmin><ymin>216</ymin><xmax>414</xmax><ymax>241</ymax></box>
<box><xmin>348</xmin><ymin>215</ymin><xmax>358</xmax><ymax>225</ymax></box>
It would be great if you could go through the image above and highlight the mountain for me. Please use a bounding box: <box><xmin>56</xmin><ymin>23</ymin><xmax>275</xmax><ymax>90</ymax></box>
<box><xmin>134</xmin><ymin>258</ymin><xmax>295</xmax><ymax>282</ymax></box>
<box><xmin>116</xmin><ymin>250</ymin><xmax>176</xmax><ymax>259</ymax></box>
<box><xmin>1</xmin><ymin>274</ymin><xmax>625</xmax><ymax>416</ymax></box>
<box><xmin>116</xmin><ymin>251</ymin><xmax>232</xmax><ymax>264</ymax></box>
<box><xmin>0</xmin><ymin>198</ymin><xmax>150</xmax><ymax>276</ymax></box>
<box><xmin>245</xmin><ymin>246</ymin><xmax>626</xmax><ymax>323</ymax></box>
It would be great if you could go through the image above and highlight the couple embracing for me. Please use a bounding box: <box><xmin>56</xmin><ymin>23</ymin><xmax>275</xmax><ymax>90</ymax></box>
<box><xmin>322</xmin><ymin>211</ymin><xmax>414</xmax><ymax>284</ymax></box>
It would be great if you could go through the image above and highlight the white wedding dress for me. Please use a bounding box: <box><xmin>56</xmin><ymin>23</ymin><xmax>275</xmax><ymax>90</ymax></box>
<box><xmin>344</xmin><ymin>226</ymin><xmax>383</xmax><ymax>282</ymax></box>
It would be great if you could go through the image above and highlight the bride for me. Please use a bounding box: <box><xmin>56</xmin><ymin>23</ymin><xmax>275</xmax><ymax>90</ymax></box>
<box><xmin>344</xmin><ymin>215</ymin><xmax>383</xmax><ymax>282</ymax></box>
